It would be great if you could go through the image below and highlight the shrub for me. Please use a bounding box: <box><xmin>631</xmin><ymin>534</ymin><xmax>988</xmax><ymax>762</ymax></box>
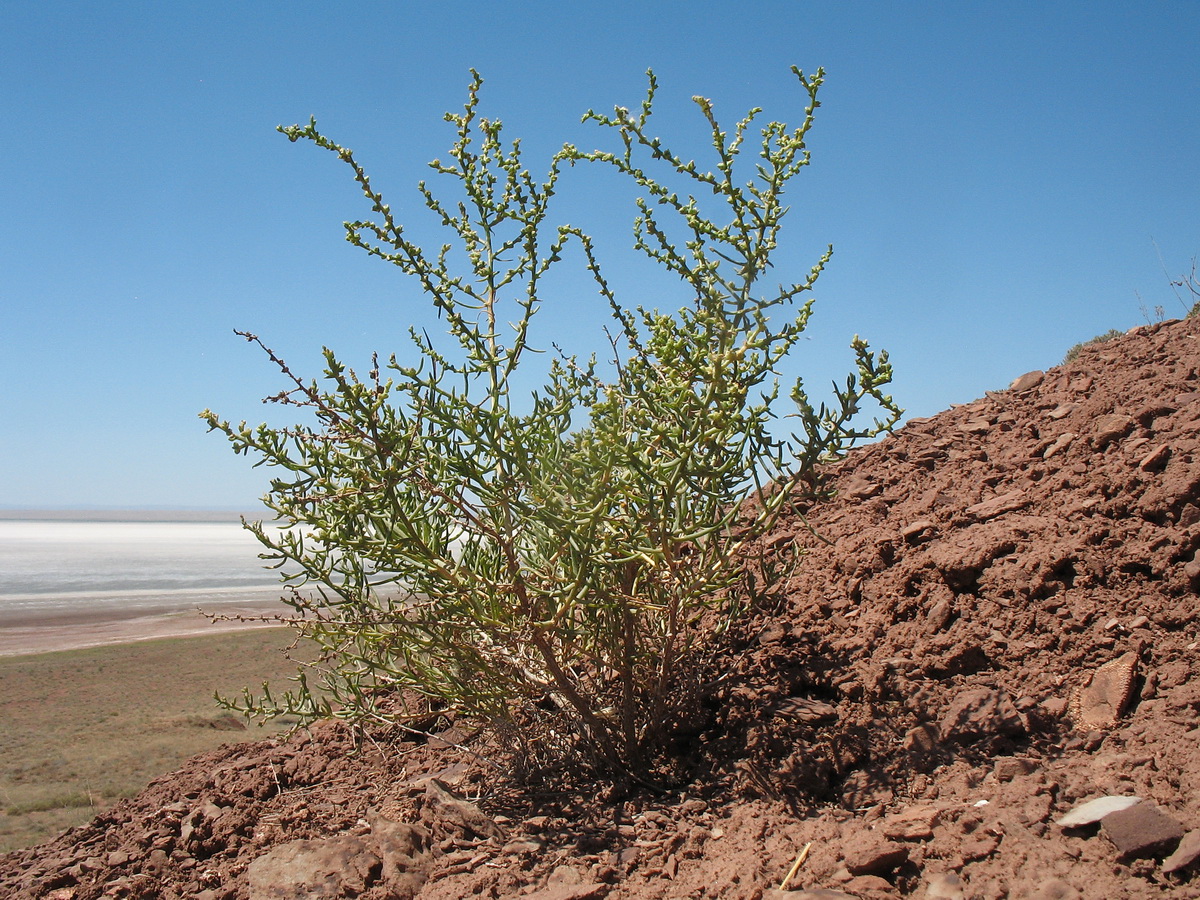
<box><xmin>202</xmin><ymin>68</ymin><xmax>901</xmax><ymax>776</ymax></box>
<box><xmin>1062</xmin><ymin>328</ymin><xmax>1125</xmax><ymax>365</ymax></box>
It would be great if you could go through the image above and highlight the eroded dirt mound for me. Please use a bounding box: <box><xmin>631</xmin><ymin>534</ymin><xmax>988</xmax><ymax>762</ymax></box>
<box><xmin>3</xmin><ymin>317</ymin><xmax>1200</xmax><ymax>899</ymax></box>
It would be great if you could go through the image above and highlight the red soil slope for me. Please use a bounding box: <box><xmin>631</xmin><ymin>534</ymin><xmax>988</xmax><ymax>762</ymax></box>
<box><xmin>3</xmin><ymin>316</ymin><xmax>1199</xmax><ymax>899</ymax></box>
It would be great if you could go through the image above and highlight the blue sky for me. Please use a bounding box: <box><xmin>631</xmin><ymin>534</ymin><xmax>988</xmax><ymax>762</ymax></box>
<box><xmin>2</xmin><ymin>1</ymin><xmax>1197</xmax><ymax>510</ymax></box>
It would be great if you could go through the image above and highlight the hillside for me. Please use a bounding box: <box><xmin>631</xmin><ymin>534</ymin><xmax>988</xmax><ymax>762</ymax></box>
<box><xmin>3</xmin><ymin>316</ymin><xmax>1199</xmax><ymax>899</ymax></box>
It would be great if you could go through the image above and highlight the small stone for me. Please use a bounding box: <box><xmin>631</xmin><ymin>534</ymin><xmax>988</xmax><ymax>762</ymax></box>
<box><xmin>776</xmin><ymin>696</ymin><xmax>838</xmax><ymax>723</ymax></box>
<box><xmin>1100</xmin><ymin>802</ymin><xmax>1185</xmax><ymax>859</ymax></box>
<box><xmin>1042</xmin><ymin>432</ymin><xmax>1077</xmax><ymax>459</ymax></box>
<box><xmin>1163</xmin><ymin>829</ymin><xmax>1200</xmax><ymax>874</ymax></box>
<box><xmin>1029</xmin><ymin>879</ymin><xmax>1081</xmax><ymax>900</ymax></box>
<box><xmin>1010</xmin><ymin>370</ymin><xmax>1045</xmax><ymax>391</ymax></box>
<box><xmin>844</xmin><ymin>874</ymin><xmax>894</xmax><ymax>894</ymax></box>
<box><xmin>842</xmin><ymin>475</ymin><xmax>882</xmax><ymax>499</ymax></box>
<box><xmin>1068</xmin><ymin>652</ymin><xmax>1138</xmax><ymax>731</ymax></box>
<box><xmin>843</xmin><ymin>836</ymin><xmax>909</xmax><ymax>875</ymax></box>
<box><xmin>925</xmin><ymin>871</ymin><xmax>966</xmax><ymax>899</ymax></box>
<box><xmin>422</xmin><ymin>778</ymin><xmax>505</xmax><ymax>840</ymax></box>
<box><xmin>883</xmin><ymin>805</ymin><xmax>941</xmax><ymax>841</ymax></box>
<box><xmin>966</xmin><ymin>489</ymin><xmax>1030</xmax><ymax>521</ymax></box>
<box><xmin>1057</xmin><ymin>795</ymin><xmax>1142</xmax><ymax>828</ymax></box>
<box><xmin>245</xmin><ymin>836</ymin><xmax>384</xmax><ymax>899</ymax></box>
<box><xmin>523</xmin><ymin>885</ymin><xmax>610</xmax><ymax>900</ymax></box>
<box><xmin>903</xmin><ymin>723</ymin><xmax>940</xmax><ymax>753</ymax></box>
<box><xmin>762</xmin><ymin>891</ymin><xmax>857</xmax><ymax>900</ymax></box>
<box><xmin>902</xmin><ymin>519</ymin><xmax>937</xmax><ymax>540</ymax></box>
<box><xmin>939</xmin><ymin>688</ymin><xmax>1026</xmax><ymax>743</ymax></box>
<box><xmin>1092</xmin><ymin>413</ymin><xmax>1134</xmax><ymax>448</ymax></box>
<box><xmin>1041</xmin><ymin>697</ymin><xmax>1068</xmax><ymax>717</ymax></box>
<box><xmin>1138</xmin><ymin>444</ymin><xmax>1171</xmax><ymax>472</ymax></box>
<box><xmin>1129</xmin><ymin>615</ymin><xmax>1150</xmax><ymax>629</ymax></box>
<box><xmin>993</xmin><ymin>757</ymin><xmax>1036</xmax><ymax>781</ymax></box>
<box><xmin>960</xmin><ymin>831</ymin><xmax>1000</xmax><ymax>861</ymax></box>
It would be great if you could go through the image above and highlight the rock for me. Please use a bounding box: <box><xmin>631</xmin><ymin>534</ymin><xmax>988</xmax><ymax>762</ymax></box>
<box><xmin>1029</xmin><ymin>879</ymin><xmax>1081</xmax><ymax>900</ymax></box>
<box><xmin>902</xmin><ymin>519</ymin><xmax>937</xmax><ymax>541</ymax></box>
<box><xmin>1100</xmin><ymin>802</ymin><xmax>1185</xmax><ymax>859</ymax></box>
<box><xmin>1068</xmin><ymin>652</ymin><xmax>1138</xmax><ymax>731</ymax></box>
<box><xmin>776</xmin><ymin>697</ymin><xmax>838</xmax><ymax>724</ymax></box>
<box><xmin>1057</xmin><ymin>795</ymin><xmax>1143</xmax><ymax>828</ymax></box>
<box><xmin>365</xmin><ymin>816</ymin><xmax>430</xmax><ymax>897</ymax></box>
<box><xmin>966</xmin><ymin>490</ymin><xmax>1030</xmax><ymax>521</ymax></box>
<box><xmin>960</xmin><ymin>831</ymin><xmax>1000</xmax><ymax>861</ymax></box>
<box><xmin>1138</xmin><ymin>443</ymin><xmax>1171</xmax><ymax>471</ymax></box>
<box><xmin>244</xmin><ymin>836</ymin><xmax>382</xmax><ymax>899</ymax></box>
<box><xmin>1042</xmin><ymin>432</ymin><xmax>1077</xmax><ymax>459</ymax></box>
<box><xmin>762</xmin><ymin>892</ymin><xmax>858</xmax><ymax>900</ymax></box>
<box><xmin>939</xmin><ymin>688</ymin><xmax>1026</xmax><ymax>743</ymax></box>
<box><xmin>421</xmin><ymin>778</ymin><xmax>505</xmax><ymax>840</ymax></box>
<box><xmin>993</xmin><ymin>757</ymin><xmax>1036</xmax><ymax>781</ymax></box>
<box><xmin>1010</xmin><ymin>370</ymin><xmax>1045</xmax><ymax>392</ymax></box>
<box><xmin>1163</xmin><ymin>829</ymin><xmax>1200</xmax><ymax>874</ymax></box>
<box><xmin>925</xmin><ymin>871</ymin><xmax>965</xmax><ymax>899</ymax></box>
<box><xmin>843</xmin><ymin>874</ymin><xmax>894</xmax><ymax>894</ymax></box>
<box><xmin>843</xmin><ymin>475</ymin><xmax>882</xmax><ymax>499</ymax></box>
<box><xmin>843</xmin><ymin>836</ymin><xmax>909</xmax><ymax>875</ymax></box>
<box><xmin>522</xmin><ymin>884</ymin><xmax>610</xmax><ymax>900</ymax></box>
<box><xmin>1092</xmin><ymin>413</ymin><xmax>1134</xmax><ymax>448</ymax></box>
<box><xmin>883</xmin><ymin>805</ymin><xmax>941</xmax><ymax>841</ymax></box>
<box><xmin>903</xmin><ymin>723</ymin><xmax>940</xmax><ymax>753</ymax></box>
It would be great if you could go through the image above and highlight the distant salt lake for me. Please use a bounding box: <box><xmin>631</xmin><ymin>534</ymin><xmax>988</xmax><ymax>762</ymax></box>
<box><xmin>0</xmin><ymin>514</ymin><xmax>289</xmax><ymax>630</ymax></box>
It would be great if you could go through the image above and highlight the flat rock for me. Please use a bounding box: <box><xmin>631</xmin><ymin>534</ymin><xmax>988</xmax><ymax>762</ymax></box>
<box><xmin>1068</xmin><ymin>652</ymin><xmax>1138</xmax><ymax>731</ymax></box>
<box><xmin>522</xmin><ymin>884</ymin><xmax>610</xmax><ymax>900</ymax></box>
<box><xmin>1163</xmin><ymin>829</ymin><xmax>1200</xmax><ymax>874</ymax></box>
<box><xmin>883</xmin><ymin>805</ymin><xmax>941</xmax><ymax>841</ymax></box>
<box><xmin>993</xmin><ymin>756</ymin><xmax>1037</xmax><ymax>781</ymax></box>
<box><xmin>966</xmin><ymin>489</ymin><xmax>1030</xmax><ymax>521</ymax></box>
<box><xmin>1092</xmin><ymin>413</ymin><xmax>1134</xmax><ymax>448</ymax></box>
<box><xmin>939</xmin><ymin>688</ymin><xmax>1025</xmax><ymax>743</ymax></box>
<box><xmin>1057</xmin><ymin>795</ymin><xmax>1142</xmax><ymax>828</ymax></box>
<box><xmin>422</xmin><ymin>778</ymin><xmax>505</xmax><ymax>840</ymax></box>
<box><xmin>245</xmin><ymin>836</ymin><xmax>382</xmax><ymax>899</ymax></box>
<box><xmin>1010</xmin><ymin>370</ymin><xmax>1045</xmax><ymax>391</ymax></box>
<box><xmin>1100</xmin><ymin>802</ymin><xmax>1185</xmax><ymax>859</ymax></box>
<box><xmin>843</xmin><ymin>836</ymin><xmax>909</xmax><ymax>875</ymax></box>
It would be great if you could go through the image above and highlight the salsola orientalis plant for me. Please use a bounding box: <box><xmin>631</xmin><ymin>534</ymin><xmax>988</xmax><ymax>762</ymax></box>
<box><xmin>202</xmin><ymin>67</ymin><xmax>901</xmax><ymax>775</ymax></box>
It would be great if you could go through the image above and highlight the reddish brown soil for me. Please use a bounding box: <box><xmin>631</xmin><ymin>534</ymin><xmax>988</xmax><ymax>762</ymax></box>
<box><xmin>4</xmin><ymin>317</ymin><xmax>1200</xmax><ymax>900</ymax></box>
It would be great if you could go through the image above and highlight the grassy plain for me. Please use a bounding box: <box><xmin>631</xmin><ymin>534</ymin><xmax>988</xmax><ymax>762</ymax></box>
<box><xmin>0</xmin><ymin>628</ymin><xmax>311</xmax><ymax>853</ymax></box>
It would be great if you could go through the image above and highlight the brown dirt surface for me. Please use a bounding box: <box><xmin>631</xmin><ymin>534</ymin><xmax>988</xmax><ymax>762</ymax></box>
<box><xmin>3</xmin><ymin>316</ymin><xmax>1200</xmax><ymax>899</ymax></box>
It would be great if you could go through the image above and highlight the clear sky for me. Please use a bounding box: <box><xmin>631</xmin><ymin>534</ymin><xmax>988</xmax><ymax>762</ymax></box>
<box><xmin>2</xmin><ymin>1</ymin><xmax>1198</xmax><ymax>510</ymax></box>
